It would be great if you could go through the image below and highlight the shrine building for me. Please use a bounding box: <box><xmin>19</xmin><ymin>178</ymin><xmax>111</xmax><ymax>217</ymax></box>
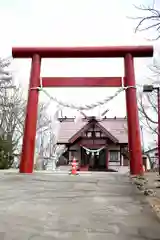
<box><xmin>57</xmin><ymin>116</ymin><xmax>129</xmax><ymax>171</ymax></box>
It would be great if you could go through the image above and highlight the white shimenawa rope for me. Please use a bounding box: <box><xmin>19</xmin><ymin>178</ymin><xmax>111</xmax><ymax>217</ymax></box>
<box><xmin>81</xmin><ymin>145</ymin><xmax>106</xmax><ymax>156</ymax></box>
<box><xmin>30</xmin><ymin>77</ymin><xmax>136</xmax><ymax>111</ymax></box>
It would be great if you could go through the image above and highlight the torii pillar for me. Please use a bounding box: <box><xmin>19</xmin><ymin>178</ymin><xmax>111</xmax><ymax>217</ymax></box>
<box><xmin>12</xmin><ymin>46</ymin><xmax>153</xmax><ymax>175</ymax></box>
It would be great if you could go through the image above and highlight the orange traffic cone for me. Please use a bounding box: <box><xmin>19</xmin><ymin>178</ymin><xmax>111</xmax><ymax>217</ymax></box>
<box><xmin>70</xmin><ymin>158</ymin><xmax>79</xmax><ymax>175</ymax></box>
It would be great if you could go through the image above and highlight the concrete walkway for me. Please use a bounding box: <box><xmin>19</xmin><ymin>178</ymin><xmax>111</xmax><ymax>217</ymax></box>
<box><xmin>0</xmin><ymin>171</ymin><xmax>160</xmax><ymax>239</ymax></box>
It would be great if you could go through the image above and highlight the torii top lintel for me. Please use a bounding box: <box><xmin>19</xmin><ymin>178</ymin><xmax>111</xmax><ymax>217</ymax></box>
<box><xmin>12</xmin><ymin>46</ymin><xmax>153</xmax><ymax>58</ymax></box>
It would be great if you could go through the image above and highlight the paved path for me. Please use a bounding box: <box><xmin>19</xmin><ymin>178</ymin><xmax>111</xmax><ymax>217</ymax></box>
<box><xmin>0</xmin><ymin>171</ymin><xmax>160</xmax><ymax>239</ymax></box>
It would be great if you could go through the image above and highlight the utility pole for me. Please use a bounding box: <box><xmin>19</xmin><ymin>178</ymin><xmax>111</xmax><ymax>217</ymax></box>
<box><xmin>143</xmin><ymin>85</ymin><xmax>160</xmax><ymax>175</ymax></box>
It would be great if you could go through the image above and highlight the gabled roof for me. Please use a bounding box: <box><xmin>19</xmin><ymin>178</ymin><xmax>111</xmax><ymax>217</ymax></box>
<box><xmin>57</xmin><ymin>117</ymin><xmax>128</xmax><ymax>144</ymax></box>
<box><xmin>68</xmin><ymin>121</ymin><xmax>92</xmax><ymax>144</ymax></box>
<box><xmin>95</xmin><ymin>121</ymin><xmax>119</xmax><ymax>143</ymax></box>
<box><xmin>69</xmin><ymin>120</ymin><xmax>118</xmax><ymax>143</ymax></box>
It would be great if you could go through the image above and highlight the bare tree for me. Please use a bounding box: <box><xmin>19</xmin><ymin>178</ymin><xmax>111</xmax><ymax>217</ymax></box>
<box><xmin>138</xmin><ymin>91</ymin><xmax>158</xmax><ymax>135</ymax></box>
<box><xmin>133</xmin><ymin>4</ymin><xmax>160</xmax><ymax>40</ymax></box>
<box><xmin>0</xmin><ymin>57</ymin><xmax>23</xmax><ymax>168</ymax></box>
<box><xmin>137</xmin><ymin>58</ymin><xmax>160</xmax><ymax>138</ymax></box>
<box><xmin>0</xmin><ymin>88</ymin><xmax>26</xmax><ymax>145</ymax></box>
<box><xmin>129</xmin><ymin>3</ymin><xmax>160</xmax><ymax>148</ymax></box>
<box><xmin>0</xmin><ymin>57</ymin><xmax>62</xmax><ymax>168</ymax></box>
<box><xmin>0</xmin><ymin>56</ymin><xmax>68</xmax><ymax>169</ymax></box>
<box><xmin>35</xmin><ymin>107</ymin><xmax>66</xmax><ymax>170</ymax></box>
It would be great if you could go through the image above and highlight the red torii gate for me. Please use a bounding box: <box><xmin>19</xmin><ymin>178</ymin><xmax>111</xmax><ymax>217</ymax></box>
<box><xmin>12</xmin><ymin>46</ymin><xmax>153</xmax><ymax>175</ymax></box>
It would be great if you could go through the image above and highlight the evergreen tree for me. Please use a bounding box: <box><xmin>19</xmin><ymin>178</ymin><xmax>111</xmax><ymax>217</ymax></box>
<box><xmin>0</xmin><ymin>135</ymin><xmax>14</xmax><ymax>169</ymax></box>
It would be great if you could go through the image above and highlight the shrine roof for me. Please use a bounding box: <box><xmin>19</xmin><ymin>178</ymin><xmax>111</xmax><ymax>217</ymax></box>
<box><xmin>57</xmin><ymin>117</ymin><xmax>128</xmax><ymax>144</ymax></box>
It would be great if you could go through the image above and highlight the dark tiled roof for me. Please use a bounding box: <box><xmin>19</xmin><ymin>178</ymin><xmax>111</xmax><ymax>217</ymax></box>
<box><xmin>57</xmin><ymin>117</ymin><xmax>128</xmax><ymax>144</ymax></box>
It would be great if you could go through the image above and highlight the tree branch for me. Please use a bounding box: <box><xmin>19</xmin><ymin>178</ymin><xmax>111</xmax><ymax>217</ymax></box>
<box><xmin>133</xmin><ymin>5</ymin><xmax>160</xmax><ymax>40</ymax></box>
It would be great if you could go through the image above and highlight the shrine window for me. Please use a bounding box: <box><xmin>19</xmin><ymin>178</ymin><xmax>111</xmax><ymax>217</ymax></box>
<box><xmin>101</xmin><ymin>132</ymin><xmax>105</xmax><ymax>137</ymax></box>
<box><xmin>95</xmin><ymin>131</ymin><xmax>101</xmax><ymax>137</ymax></box>
<box><xmin>86</xmin><ymin>132</ymin><xmax>92</xmax><ymax>137</ymax></box>
<box><xmin>109</xmin><ymin>150</ymin><xmax>119</xmax><ymax>162</ymax></box>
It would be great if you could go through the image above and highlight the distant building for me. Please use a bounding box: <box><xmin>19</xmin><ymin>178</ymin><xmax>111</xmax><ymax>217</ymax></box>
<box><xmin>57</xmin><ymin>116</ymin><xmax>129</xmax><ymax>171</ymax></box>
<box><xmin>144</xmin><ymin>147</ymin><xmax>158</xmax><ymax>168</ymax></box>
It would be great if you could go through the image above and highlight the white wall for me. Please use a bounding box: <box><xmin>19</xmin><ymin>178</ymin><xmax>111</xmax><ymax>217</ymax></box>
<box><xmin>108</xmin><ymin>144</ymin><xmax>123</xmax><ymax>166</ymax></box>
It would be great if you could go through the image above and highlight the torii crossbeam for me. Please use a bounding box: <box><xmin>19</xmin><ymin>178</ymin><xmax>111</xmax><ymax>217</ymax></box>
<box><xmin>12</xmin><ymin>45</ymin><xmax>153</xmax><ymax>175</ymax></box>
<box><xmin>41</xmin><ymin>77</ymin><xmax>123</xmax><ymax>87</ymax></box>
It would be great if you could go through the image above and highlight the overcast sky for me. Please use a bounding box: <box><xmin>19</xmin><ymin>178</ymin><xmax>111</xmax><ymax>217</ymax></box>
<box><xmin>0</xmin><ymin>0</ymin><xmax>159</xmax><ymax>149</ymax></box>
